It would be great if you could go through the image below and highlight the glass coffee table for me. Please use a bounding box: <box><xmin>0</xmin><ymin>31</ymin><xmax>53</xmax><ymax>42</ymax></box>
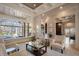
<box><xmin>26</xmin><ymin>44</ymin><xmax>47</xmax><ymax>56</ymax></box>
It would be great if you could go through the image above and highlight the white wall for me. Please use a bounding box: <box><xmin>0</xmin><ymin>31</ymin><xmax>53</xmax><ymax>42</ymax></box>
<box><xmin>75</xmin><ymin>12</ymin><xmax>79</xmax><ymax>49</ymax></box>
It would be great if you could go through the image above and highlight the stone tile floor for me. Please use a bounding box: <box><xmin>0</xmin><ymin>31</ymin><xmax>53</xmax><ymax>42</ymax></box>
<box><xmin>8</xmin><ymin>47</ymin><xmax>79</xmax><ymax>56</ymax></box>
<box><xmin>7</xmin><ymin>42</ymin><xmax>79</xmax><ymax>56</ymax></box>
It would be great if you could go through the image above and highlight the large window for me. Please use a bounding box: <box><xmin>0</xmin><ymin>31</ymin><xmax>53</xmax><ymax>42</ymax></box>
<box><xmin>0</xmin><ymin>19</ymin><xmax>24</xmax><ymax>38</ymax></box>
<box><xmin>26</xmin><ymin>23</ymin><xmax>32</xmax><ymax>36</ymax></box>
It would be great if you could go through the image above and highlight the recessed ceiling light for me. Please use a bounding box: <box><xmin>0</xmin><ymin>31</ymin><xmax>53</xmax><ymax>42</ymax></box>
<box><xmin>33</xmin><ymin>4</ymin><xmax>36</xmax><ymax>7</ymax></box>
<box><xmin>59</xmin><ymin>6</ymin><xmax>63</xmax><ymax>9</ymax></box>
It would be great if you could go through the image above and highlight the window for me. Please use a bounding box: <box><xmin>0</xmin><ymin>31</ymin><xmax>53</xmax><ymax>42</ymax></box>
<box><xmin>27</xmin><ymin>23</ymin><xmax>32</xmax><ymax>36</ymax></box>
<box><xmin>0</xmin><ymin>19</ymin><xmax>24</xmax><ymax>38</ymax></box>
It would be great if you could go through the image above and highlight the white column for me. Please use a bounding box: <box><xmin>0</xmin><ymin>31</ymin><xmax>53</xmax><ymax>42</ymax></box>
<box><xmin>32</xmin><ymin>17</ymin><xmax>36</xmax><ymax>36</ymax></box>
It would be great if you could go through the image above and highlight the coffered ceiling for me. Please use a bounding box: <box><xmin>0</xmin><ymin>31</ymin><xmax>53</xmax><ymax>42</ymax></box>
<box><xmin>22</xmin><ymin>3</ymin><xmax>64</xmax><ymax>16</ymax></box>
<box><xmin>0</xmin><ymin>3</ymin><xmax>64</xmax><ymax>19</ymax></box>
<box><xmin>23</xmin><ymin>3</ymin><xmax>43</xmax><ymax>9</ymax></box>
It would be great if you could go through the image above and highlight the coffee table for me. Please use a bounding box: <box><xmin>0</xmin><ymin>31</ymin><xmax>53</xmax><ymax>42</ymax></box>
<box><xmin>26</xmin><ymin>44</ymin><xmax>47</xmax><ymax>56</ymax></box>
